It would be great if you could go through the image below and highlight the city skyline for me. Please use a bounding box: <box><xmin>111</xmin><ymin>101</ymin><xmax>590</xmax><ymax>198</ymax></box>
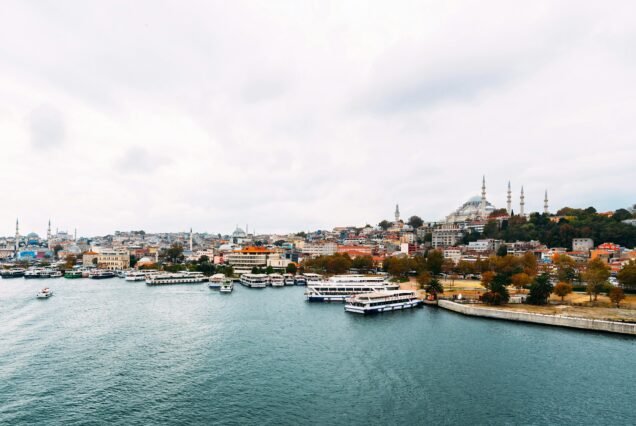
<box><xmin>1</xmin><ymin>1</ymin><xmax>635</xmax><ymax>235</ymax></box>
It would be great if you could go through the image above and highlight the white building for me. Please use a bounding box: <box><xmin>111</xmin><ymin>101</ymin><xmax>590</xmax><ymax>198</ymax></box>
<box><xmin>443</xmin><ymin>248</ymin><xmax>462</xmax><ymax>264</ymax></box>
<box><xmin>432</xmin><ymin>224</ymin><xmax>464</xmax><ymax>248</ymax></box>
<box><xmin>467</xmin><ymin>239</ymin><xmax>502</xmax><ymax>253</ymax></box>
<box><xmin>572</xmin><ymin>238</ymin><xmax>594</xmax><ymax>252</ymax></box>
<box><xmin>300</xmin><ymin>242</ymin><xmax>337</xmax><ymax>257</ymax></box>
<box><xmin>225</xmin><ymin>247</ymin><xmax>274</xmax><ymax>274</ymax></box>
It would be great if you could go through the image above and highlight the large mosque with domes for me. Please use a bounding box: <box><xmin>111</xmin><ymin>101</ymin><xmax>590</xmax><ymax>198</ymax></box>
<box><xmin>444</xmin><ymin>176</ymin><xmax>549</xmax><ymax>223</ymax></box>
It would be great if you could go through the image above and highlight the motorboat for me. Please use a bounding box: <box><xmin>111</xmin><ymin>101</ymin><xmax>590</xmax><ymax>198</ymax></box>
<box><xmin>36</xmin><ymin>288</ymin><xmax>53</xmax><ymax>299</ymax></box>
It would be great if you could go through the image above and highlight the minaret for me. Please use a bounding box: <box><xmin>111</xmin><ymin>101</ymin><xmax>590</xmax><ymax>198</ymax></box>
<box><xmin>520</xmin><ymin>186</ymin><xmax>525</xmax><ymax>216</ymax></box>
<box><xmin>47</xmin><ymin>219</ymin><xmax>51</xmax><ymax>241</ymax></box>
<box><xmin>189</xmin><ymin>228</ymin><xmax>193</xmax><ymax>252</ymax></box>
<box><xmin>15</xmin><ymin>218</ymin><xmax>19</xmax><ymax>255</ymax></box>
<box><xmin>506</xmin><ymin>181</ymin><xmax>512</xmax><ymax>214</ymax></box>
<box><xmin>395</xmin><ymin>204</ymin><xmax>400</xmax><ymax>222</ymax></box>
<box><xmin>74</xmin><ymin>228</ymin><xmax>77</xmax><ymax>241</ymax></box>
<box><xmin>544</xmin><ymin>190</ymin><xmax>549</xmax><ymax>214</ymax></box>
<box><xmin>480</xmin><ymin>175</ymin><xmax>487</xmax><ymax>217</ymax></box>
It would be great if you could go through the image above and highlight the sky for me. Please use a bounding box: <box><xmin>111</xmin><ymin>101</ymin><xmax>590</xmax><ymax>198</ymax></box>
<box><xmin>1</xmin><ymin>1</ymin><xmax>635</xmax><ymax>237</ymax></box>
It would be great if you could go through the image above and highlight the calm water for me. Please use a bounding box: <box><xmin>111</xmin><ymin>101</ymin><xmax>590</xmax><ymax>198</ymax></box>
<box><xmin>0</xmin><ymin>278</ymin><xmax>634</xmax><ymax>425</ymax></box>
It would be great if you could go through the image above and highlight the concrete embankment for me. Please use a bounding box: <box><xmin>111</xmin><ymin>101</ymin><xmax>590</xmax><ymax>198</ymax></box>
<box><xmin>438</xmin><ymin>300</ymin><xmax>636</xmax><ymax>336</ymax></box>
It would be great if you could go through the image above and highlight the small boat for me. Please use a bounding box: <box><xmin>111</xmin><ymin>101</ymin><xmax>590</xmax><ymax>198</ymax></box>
<box><xmin>36</xmin><ymin>288</ymin><xmax>53</xmax><ymax>299</ymax></box>
<box><xmin>209</xmin><ymin>273</ymin><xmax>226</xmax><ymax>289</ymax></box>
<box><xmin>115</xmin><ymin>270</ymin><xmax>126</xmax><ymax>278</ymax></box>
<box><xmin>49</xmin><ymin>270</ymin><xmax>63</xmax><ymax>278</ymax></box>
<box><xmin>64</xmin><ymin>270</ymin><xmax>83</xmax><ymax>279</ymax></box>
<box><xmin>220</xmin><ymin>282</ymin><xmax>233</xmax><ymax>293</ymax></box>
<box><xmin>125</xmin><ymin>271</ymin><xmax>146</xmax><ymax>281</ymax></box>
<box><xmin>269</xmin><ymin>273</ymin><xmax>285</xmax><ymax>287</ymax></box>
<box><xmin>283</xmin><ymin>273</ymin><xmax>296</xmax><ymax>286</ymax></box>
<box><xmin>89</xmin><ymin>270</ymin><xmax>116</xmax><ymax>279</ymax></box>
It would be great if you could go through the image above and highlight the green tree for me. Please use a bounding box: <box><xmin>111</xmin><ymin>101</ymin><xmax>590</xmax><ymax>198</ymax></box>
<box><xmin>612</xmin><ymin>208</ymin><xmax>633</xmax><ymax>222</ymax></box>
<box><xmin>265</xmin><ymin>266</ymin><xmax>274</xmax><ymax>274</ymax></box>
<box><xmin>286</xmin><ymin>263</ymin><xmax>298</xmax><ymax>274</ymax></box>
<box><xmin>583</xmin><ymin>258</ymin><xmax>610</xmax><ymax>301</ymax></box>
<box><xmin>482</xmin><ymin>274</ymin><xmax>510</xmax><ymax>305</ymax></box>
<box><xmin>196</xmin><ymin>261</ymin><xmax>215</xmax><ymax>276</ymax></box>
<box><xmin>553</xmin><ymin>281</ymin><xmax>573</xmax><ymax>302</ymax></box>
<box><xmin>617</xmin><ymin>260</ymin><xmax>636</xmax><ymax>290</ymax></box>
<box><xmin>496</xmin><ymin>245</ymin><xmax>508</xmax><ymax>257</ymax></box>
<box><xmin>352</xmin><ymin>255</ymin><xmax>374</xmax><ymax>271</ymax></box>
<box><xmin>162</xmin><ymin>243</ymin><xmax>185</xmax><ymax>264</ymax></box>
<box><xmin>527</xmin><ymin>273</ymin><xmax>554</xmax><ymax>305</ymax></box>
<box><xmin>416</xmin><ymin>271</ymin><xmax>431</xmax><ymax>290</ymax></box>
<box><xmin>407</xmin><ymin>216</ymin><xmax>424</xmax><ymax>229</ymax></box>
<box><xmin>198</xmin><ymin>255</ymin><xmax>210</xmax><ymax>263</ymax></box>
<box><xmin>554</xmin><ymin>254</ymin><xmax>577</xmax><ymax>284</ymax></box>
<box><xmin>426</xmin><ymin>278</ymin><xmax>444</xmax><ymax>300</ymax></box>
<box><xmin>608</xmin><ymin>287</ymin><xmax>626</xmax><ymax>308</ymax></box>
<box><xmin>426</xmin><ymin>250</ymin><xmax>444</xmax><ymax>276</ymax></box>
<box><xmin>378</xmin><ymin>220</ymin><xmax>391</xmax><ymax>231</ymax></box>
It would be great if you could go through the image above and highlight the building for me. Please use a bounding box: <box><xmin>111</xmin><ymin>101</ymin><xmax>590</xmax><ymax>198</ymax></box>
<box><xmin>572</xmin><ymin>238</ymin><xmax>594</xmax><ymax>252</ymax></box>
<box><xmin>432</xmin><ymin>224</ymin><xmax>464</xmax><ymax>248</ymax></box>
<box><xmin>98</xmin><ymin>249</ymin><xmax>130</xmax><ymax>270</ymax></box>
<box><xmin>82</xmin><ymin>251</ymin><xmax>99</xmax><ymax>266</ymax></box>
<box><xmin>445</xmin><ymin>177</ymin><xmax>495</xmax><ymax>223</ymax></box>
<box><xmin>467</xmin><ymin>239</ymin><xmax>502</xmax><ymax>253</ymax></box>
<box><xmin>443</xmin><ymin>248</ymin><xmax>462</xmax><ymax>264</ymax></box>
<box><xmin>225</xmin><ymin>246</ymin><xmax>274</xmax><ymax>274</ymax></box>
<box><xmin>300</xmin><ymin>242</ymin><xmax>337</xmax><ymax>257</ymax></box>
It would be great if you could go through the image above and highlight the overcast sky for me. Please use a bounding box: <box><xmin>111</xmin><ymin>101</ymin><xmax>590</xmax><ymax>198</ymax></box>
<box><xmin>1</xmin><ymin>1</ymin><xmax>635</xmax><ymax>237</ymax></box>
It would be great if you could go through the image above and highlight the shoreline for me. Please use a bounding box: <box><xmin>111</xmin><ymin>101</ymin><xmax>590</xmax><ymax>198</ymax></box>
<box><xmin>437</xmin><ymin>300</ymin><xmax>636</xmax><ymax>336</ymax></box>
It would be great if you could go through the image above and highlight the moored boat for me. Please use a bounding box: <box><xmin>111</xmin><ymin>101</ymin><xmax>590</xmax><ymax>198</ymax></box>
<box><xmin>146</xmin><ymin>271</ymin><xmax>206</xmax><ymax>285</ymax></box>
<box><xmin>209</xmin><ymin>273</ymin><xmax>226</xmax><ymax>289</ymax></box>
<box><xmin>125</xmin><ymin>271</ymin><xmax>147</xmax><ymax>281</ymax></box>
<box><xmin>344</xmin><ymin>290</ymin><xmax>420</xmax><ymax>314</ymax></box>
<box><xmin>220</xmin><ymin>282</ymin><xmax>234</xmax><ymax>293</ymax></box>
<box><xmin>305</xmin><ymin>274</ymin><xmax>399</xmax><ymax>302</ymax></box>
<box><xmin>283</xmin><ymin>273</ymin><xmax>295</xmax><ymax>286</ymax></box>
<box><xmin>269</xmin><ymin>273</ymin><xmax>284</xmax><ymax>287</ymax></box>
<box><xmin>0</xmin><ymin>268</ymin><xmax>26</xmax><ymax>278</ymax></box>
<box><xmin>239</xmin><ymin>273</ymin><xmax>268</xmax><ymax>288</ymax></box>
<box><xmin>64</xmin><ymin>270</ymin><xmax>82</xmax><ymax>279</ymax></box>
<box><xmin>89</xmin><ymin>270</ymin><xmax>116</xmax><ymax>279</ymax></box>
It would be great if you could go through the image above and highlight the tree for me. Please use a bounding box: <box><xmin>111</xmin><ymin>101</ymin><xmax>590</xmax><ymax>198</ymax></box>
<box><xmin>265</xmin><ymin>266</ymin><xmax>274</xmax><ymax>274</ymax></box>
<box><xmin>527</xmin><ymin>273</ymin><xmax>554</xmax><ymax>305</ymax></box>
<box><xmin>163</xmin><ymin>243</ymin><xmax>185</xmax><ymax>264</ymax></box>
<box><xmin>286</xmin><ymin>263</ymin><xmax>298</xmax><ymax>274</ymax></box>
<box><xmin>496</xmin><ymin>245</ymin><xmax>508</xmax><ymax>257</ymax></box>
<box><xmin>426</xmin><ymin>250</ymin><xmax>444</xmax><ymax>276</ymax></box>
<box><xmin>481</xmin><ymin>271</ymin><xmax>495</xmax><ymax>290</ymax></box>
<box><xmin>554</xmin><ymin>254</ymin><xmax>577</xmax><ymax>284</ymax></box>
<box><xmin>482</xmin><ymin>274</ymin><xmax>509</xmax><ymax>305</ymax></box>
<box><xmin>352</xmin><ymin>255</ymin><xmax>374</xmax><ymax>271</ymax></box>
<box><xmin>521</xmin><ymin>252</ymin><xmax>539</xmax><ymax>277</ymax></box>
<box><xmin>617</xmin><ymin>260</ymin><xmax>636</xmax><ymax>290</ymax></box>
<box><xmin>198</xmin><ymin>255</ymin><xmax>210</xmax><ymax>263</ymax></box>
<box><xmin>53</xmin><ymin>244</ymin><xmax>63</xmax><ymax>258</ymax></box>
<box><xmin>408</xmin><ymin>215</ymin><xmax>424</xmax><ymax>229</ymax></box>
<box><xmin>64</xmin><ymin>255</ymin><xmax>77</xmax><ymax>269</ymax></box>
<box><xmin>612</xmin><ymin>208</ymin><xmax>633</xmax><ymax>222</ymax></box>
<box><xmin>608</xmin><ymin>287</ymin><xmax>626</xmax><ymax>308</ymax></box>
<box><xmin>296</xmin><ymin>231</ymin><xmax>307</xmax><ymax>238</ymax></box>
<box><xmin>378</xmin><ymin>220</ymin><xmax>391</xmax><ymax>231</ymax></box>
<box><xmin>553</xmin><ymin>281</ymin><xmax>573</xmax><ymax>302</ymax></box>
<box><xmin>196</xmin><ymin>261</ymin><xmax>215</xmax><ymax>276</ymax></box>
<box><xmin>416</xmin><ymin>271</ymin><xmax>431</xmax><ymax>290</ymax></box>
<box><xmin>583</xmin><ymin>258</ymin><xmax>610</xmax><ymax>301</ymax></box>
<box><xmin>511</xmin><ymin>272</ymin><xmax>531</xmax><ymax>291</ymax></box>
<box><xmin>457</xmin><ymin>260</ymin><xmax>475</xmax><ymax>277</ymax></box>
<box><xmin>426</xmin><ymin>278</ymin><xmax>444</xmax><ymax>300</ymax></box>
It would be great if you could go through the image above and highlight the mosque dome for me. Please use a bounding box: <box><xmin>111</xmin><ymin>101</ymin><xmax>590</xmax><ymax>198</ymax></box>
<box><xmin>27</xmin><ymin>232</ymin><xmax>39</xmax><ymax>238</ymax></box>
<box><xmin>232</xmin><ymin>227</ymin><xmax>247</xmax><ymax>238</ymax></box>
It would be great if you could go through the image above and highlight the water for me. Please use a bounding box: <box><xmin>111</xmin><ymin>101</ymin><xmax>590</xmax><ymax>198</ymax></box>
<box><xmin>1</xmin><ymin>278</ymin><xmax>634</xmax><ymax>425</ymax></box>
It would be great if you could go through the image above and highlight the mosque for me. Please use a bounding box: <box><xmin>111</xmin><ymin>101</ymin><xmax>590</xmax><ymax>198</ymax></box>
<box><xmin>444</xmin><ymin>177</ymin><xmax>549</xmax><ymax>223</ymax></box>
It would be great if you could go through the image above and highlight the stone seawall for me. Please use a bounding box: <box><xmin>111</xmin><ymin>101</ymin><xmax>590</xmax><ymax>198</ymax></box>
<box><xmin>438</xmin><ymin>300</ymin><xmax>636</xmax><ymax>335</ymax></box>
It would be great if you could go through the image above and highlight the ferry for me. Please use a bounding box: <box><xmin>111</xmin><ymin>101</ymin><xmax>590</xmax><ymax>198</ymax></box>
<box><xmin>239</xmin><ymin>273</ymin><xmax>268</xmax><ymax>288</ymax></box>
<box><xmin>209</xmin><ymin>273</ymin><xmax>227</xmax><ymax>289</ymax></box>
<box><xmin>303</xmin><ymin>273</ymin><xmax>323</xmax><ymax>285</ymax></box>
<box><xmin>25</xmin><ymin>268</ymin><xmax>53</xmax><ymax>279</ymax></box>
<box><xmin>36</xmin><ymin>288</ymin><xmax>53</xmax><ymax>299</ymax></box>
<box><xmin>146</xmin><ymin>271</ymin><xmax>206</xmax><ymax>285</ymax></box>
<box><xmin>283</xmin><ymin>273</ymin><xmax>295</xmax><ymax>286</ymax></box>
<box><xmin>50</xmin><ymin>270</ymin><xmax>63</xmax><ymax>278</ymax></box>
<box><xmin>344</xmin><ymin>290</ymin><xmax>421</xmax><ymax>314</ymax></box>
<box><xmin>89</xmin><ymin>270</ymin><xmax>116</xmax><ymax>279</ymax></box>
<box><xmin>220</xmin><ymin>282</ymin><xmax>234</xmax><ymax>293</ymax></box>
<box><xmin>64</xmin><ymin>270</ymin><xmax>83</xmax><ymax>279</ymax></box>
<box><xmin>125</xmin><ymin>271</ymin><xmax>147</xmax><ymax>281</ymax></box>
<box><xmin>305</xmin><ymin>274</ymin><xmax>400</xmax><ymax>302</ymax></box>
<box><xmin>294</xmin><ymin>275</ymin><xmax>307</xmax><ymax>286</ymax></box>
<box><xmin>0</xmin><ymin>268</ymin><xmax>26</xmax><ymax>278</ymax></box>
<box><xmin>269</xmin><ymin>273</ymin><xmax>285</xmax><ymax>287</ymax></box>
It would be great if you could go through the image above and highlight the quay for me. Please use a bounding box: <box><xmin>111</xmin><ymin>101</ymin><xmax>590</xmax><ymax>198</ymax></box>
<box><xmin>437</xmin><ymin>300</ymin><xmax>636</xmax><ymax>336</ymax></box>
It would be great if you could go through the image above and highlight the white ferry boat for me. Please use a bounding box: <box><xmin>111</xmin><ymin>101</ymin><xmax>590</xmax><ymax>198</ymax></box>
<box><xmin>344</xmin><ymin>290</ymin><xmax>420</xmax><ymax>314</ymax></box>
<box><xmin>305</xmin><ymin>274</ymin><xmax>399</xmax><ymax>302</ymax></box>
<box><xmin>220</xmin><ymin>282</ymin><xmax>234</xmax><ymax>293</ymax></box>
<box><xmin>209</xmin><ymin>273</ymin><xmax>227</xmax><ymax>289</ymax></box>
<box><xmin>146</xmin><ymin>271</ymin><xmax>206</xmax><ymax>285</ymax></box>
<box><xmin>269</xmin><ymin>273</ymin><xmax>284</xmax><ymax>287</ymax></box>
<box><xmin>36</xmin><ymin>287</ymin><xmax>53</xmax><ymax>299</ymax></box>
<box><xmin>0</xmin><ymin>268</ymin><xmax>26</xmax><ymax>278</ymax></box>
<box><xmin>125</xmin><ymin>271</ymin><xmax>147</xmax><ymax>281</ymax></box>
<box><xmin>303</xmin><ymin>273</ymin><xmax>323</xmax><ymax>285</ymax></box>
<box><xmin>294</xmin><ymin>275</ymin><xmax>307</xmax><ymax>286</ymax></box>
<box><xmin>240</xmin><ymin>273</ymin><xmax>268</xmax><ymax>288</ymax></box>
<box><xmin>89</xmin><ymin>270</ymin><xmax>116</xmax><ymax>279</ymax></box>
<box><xmin>283</xmin><ymin>273</ymin><xmax>295</xmax><ymax>286</ymax></box>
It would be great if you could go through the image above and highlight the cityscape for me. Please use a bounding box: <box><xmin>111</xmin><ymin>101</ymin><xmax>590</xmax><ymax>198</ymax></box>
<box><xmin>2</xmin><ymin>2</ymin><xmax>636</xmax><ymax>426</ymax></box>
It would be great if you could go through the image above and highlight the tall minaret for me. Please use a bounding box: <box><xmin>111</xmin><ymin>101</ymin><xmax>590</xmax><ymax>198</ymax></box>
<box><xmin>74</xmin><ymin>228</ymin><xmax>77</xmax><ymax>241</ymax></box>
<box><xmin>544</xmin><ymin>190</ymin><xmax>549</xmax><ymax>215</ymax></box>
<box><xmin>520</xmin><ymin>186</ymin><xmax>525</xmax><ymax>216</ymax></box>
<box><xmin>15</xmin><ymin>218</ymin><xmax>19</xmax><ymax>255</ymax></box>
<box><xmin>506</xmin><ymin>181</ymin><xmax>512</xmax><ymax>214</ymax></box>
<box><xmin>47</xmin><ymin>219</ymin><xmax>52</xmax><ymax>242</ymax></box>
<box><xmin>480</xmin><ymin>175</ymin><xmax>487</xmax><ymax>217</ymax></box>
<box><xmin>189</xmin><ymin>228</ymin><xmax>193</xmax><ymax>252</ymax></box>
<box><xmin>395</xmin><ymin>204</ymin><xmax>400</xmax><ymax>222</ymax></box>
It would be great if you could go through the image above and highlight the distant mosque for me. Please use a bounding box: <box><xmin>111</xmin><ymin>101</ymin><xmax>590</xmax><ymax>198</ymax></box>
<box><xmin>445</xmin><ymin>176</ymin><xmax>549</xmax><ymax>223</ymax></box>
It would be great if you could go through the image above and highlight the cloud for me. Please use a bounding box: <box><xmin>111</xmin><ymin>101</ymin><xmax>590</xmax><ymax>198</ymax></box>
<box><xmin>27</xmin><ymin>104</ymin><xmax>65</xmax><ymax>149</ymax></box>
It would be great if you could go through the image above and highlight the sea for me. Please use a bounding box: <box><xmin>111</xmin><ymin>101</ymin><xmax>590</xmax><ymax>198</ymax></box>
<box><xmin>0</xmin><ymin>277</ymin><xmax>634</xmax><ymax>425</ymax></box>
